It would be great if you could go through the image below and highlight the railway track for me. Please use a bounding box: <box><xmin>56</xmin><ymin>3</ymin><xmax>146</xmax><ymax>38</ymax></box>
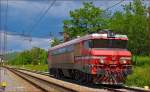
<box><xmin>101</xmin><ymin>85</ymin><xmax>150</xmax><ymax>92</ymax></box>
<box><xmin>5</xmin><ymin>66</ymin><xmax>150</xmax><ymax>92</ymax></box>
<box><xmin>6</xmin><ymin>67</ymin><xmax>76</xmax><ymax>92</ymax></box>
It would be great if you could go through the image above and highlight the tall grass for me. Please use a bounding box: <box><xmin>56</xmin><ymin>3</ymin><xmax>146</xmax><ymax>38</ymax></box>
<box><xmin>132</xmin><ymin>56</ymin><xmax>150</xmax><ymax>66</ymax></box>
<box><xmin>12</xmin><ymin>56</ymin><xmax>150</xmax><ymax>87</ymax></box>
<box><xmin>126</xmin><ymin>65</ymin><xmax>150</xmax><ymax>87</ymax></box>
<box><xmin>24</xmin><ymin>64</ymin><xmax>48</xmax><ymax>72</ymax></box>
<box><xmin>125</xmin><ymin>56</ymin><xmax>150</xmax><ymax>87</ymax></box>
<box><xmin>14</xmin><ymin>64</ymin><xmax>48</xmax><ymax>72</ymax></box>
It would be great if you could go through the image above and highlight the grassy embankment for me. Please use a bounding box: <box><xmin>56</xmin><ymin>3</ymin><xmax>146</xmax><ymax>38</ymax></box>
<box><xmin>14</xmin><ymin>64</ymin><xmax>48</xmax><ymax>72</ymax></box>
<box><xmin>12</xmin><ymin>56</ymin><xmax>150</xmax><ymax>87</ymax></box>
<box><xmin>125</xmin><ymin>56</ymin><xmax>150</xmax><ymax>87</ymax></box>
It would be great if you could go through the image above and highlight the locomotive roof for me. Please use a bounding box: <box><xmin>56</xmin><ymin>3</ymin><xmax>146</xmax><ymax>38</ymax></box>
<box><xmin>49</xmin><ymin>33</ymin><xmax>128</xmax><ymax>51</ymax></box>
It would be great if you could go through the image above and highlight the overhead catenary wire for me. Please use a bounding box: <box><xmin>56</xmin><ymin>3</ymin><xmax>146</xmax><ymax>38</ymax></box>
<box><xmin>2</xmin><ymin>0</ymin><xmax>124</xmax><ymax>39</ymax></box>
<box><xmin>21</xmin><ymin>0</ymin><xmax>56</xmax><ymax>45</ymax></box>
<box><xmin>16</xmin><ymin>0</ymin><xmax>56</xmax><ymax>49</ymax></box>
<box><xmin>103</xmin><ymin>0</ymin><xmax>124</xmax><ymax>12</ymax></box>
<box><xmin>21</xmin><ymin>0</ymin><xmax>52</xmax><ymax>38</ymax></box>
<box><xmin>59</xmin><ymin>0</ymin><xmax>125</xmax><ymax>38</ymax></box>
<box><xmin>28</xmin><ymin>0</ymin><xmax>56</xmax><ymax>35</ymax></box>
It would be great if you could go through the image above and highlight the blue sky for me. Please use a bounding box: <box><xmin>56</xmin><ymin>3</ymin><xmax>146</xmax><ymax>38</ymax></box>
<box><xmin>0</xmin><ymin>0</ymin><xmax>149</xmax><ymax>52</ymax></box>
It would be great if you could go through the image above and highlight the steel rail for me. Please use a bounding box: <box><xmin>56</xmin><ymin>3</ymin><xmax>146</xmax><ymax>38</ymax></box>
<box><xmin>5</xmin><ymin>66</ymin><xmax>150</xmax><ymax>92</ymax></box>
<box><xmin>28</xmin><ymin>69</ymin><xmax>150</xmax><ymax>92</ymax></box>
<box><xmin>6</xmin><ymin>67</ymin><xmax>77</xmax><ymax>92</ymax></box>
<box><xmin>120</xmin><ymin>86</ymin><xmax>150</xmax><ymax>92</ymax></box>
<box><xmin>7</xmin><ymin>68</ymin><xmax>47</xmax><ymax>92</ymax></box>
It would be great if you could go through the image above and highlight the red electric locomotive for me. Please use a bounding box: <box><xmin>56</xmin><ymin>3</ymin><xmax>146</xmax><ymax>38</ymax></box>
<box><xmin>48</xmin><ymin>30</ymin><xmax>132</xmax><ymax>85</ymax></box>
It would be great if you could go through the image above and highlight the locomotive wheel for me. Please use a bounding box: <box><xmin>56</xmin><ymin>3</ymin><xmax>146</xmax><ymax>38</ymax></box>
<box><xmin>54</xmin><ymin>69</ymin><xmax>58</xmax><ymax>78</ymax></box>
<box><xmin>81</xmin><ymin>73</ymin><xmax>86</xmax><ymax>83</ymax></box>
<box><xmin>86</xmin><ymin>74</ymin><xmax>93</xmax><ymax>83</ymax></box>
<box><xmin>53</xmin><ymin>68</ymin><xmax>57</xmax><ymax>77</ymax></box>
<box><xmin>58</xmin><ymin>69</ymin><xmax>64</xmax><ymax>78</ymax></box>
<box><xmin>74</xmin><ymin>70</ymin><xmax>81</xmax><ymax>81</ymax></box>
<box><xmin>69</xmin><ymin>70</ymin><xmax>74</xmax><ymax>79</ymax></box>
<box><xmin>55</xmin><ymin>69</ymin><xmax>61</xmax><ymax>78</ymax></box>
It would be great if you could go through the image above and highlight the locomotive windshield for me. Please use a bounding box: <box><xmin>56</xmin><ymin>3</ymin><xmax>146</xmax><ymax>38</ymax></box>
<box><xmin>89</xmin><ymin>39</ymin><xmax>127</xmax><ymax>49</ymax></box>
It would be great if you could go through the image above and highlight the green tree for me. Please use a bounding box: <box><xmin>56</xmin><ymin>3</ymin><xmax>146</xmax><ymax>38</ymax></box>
<box><xmin>131</xmin><ymin>0</ymin><xmax>148</xmax><ymax>55</ymax></box>
<box><xmin>51</xmin><ymin>38</ymin><xmax>61</xmax><ymax>47</ymax></box>
<box><xmin>109</xmin><ymin>0</ymin><xmax>148</xmax><ymax>55</ymax></box>
<box><xmin>30</xmin><ymin>47</ymin><xmax>44</xmax><ymax>65</ymax></box>
<box><xmin>20</xmin><ymin>50</ymin><xmax>32</xmax><ymax>65</ymax></box>
<box><xmin>63</xmin><ymin>2</ymin><xmax>108</xmax><ymax>39</ymax></box>
<box><xmin>8</xmin><ymin>47</ymin><xmax>48</xmax><ymax>65</ymax></box>
<box><xmin>108</xmin><ymin>11</ymin><xmax>125</xmax><ymax>33</ymax></box>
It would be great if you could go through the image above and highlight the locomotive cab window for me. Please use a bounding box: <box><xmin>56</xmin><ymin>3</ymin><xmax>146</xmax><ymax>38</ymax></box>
<box><xmin>85</xmin><ymin>39</ymin><xmax>128</xmax><ymax>49</ymax></box>
<box><xmin>110</xmin><ymin>39</ymin><xmax>127</xmax><ymax>49</ymax></box>
<box><xmin>92</xmin><ymin>39</ymin><xmax>109</xmax><ymax>48</ymax></box>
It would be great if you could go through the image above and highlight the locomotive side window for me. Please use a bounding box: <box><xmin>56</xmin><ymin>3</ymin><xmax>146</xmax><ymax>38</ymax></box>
<box><xmin>66</xmin><ymin>45</ymin><xmax>74</xmax><ymax>52</ymax></box>
<box><xmin>84</xmin><ymin>41</ymin><xmax>89</xmax><ymax>48</ymax></box>
<box><xmin>84</xmin><ymin>40</ymin><xmax>92</xmax><ymax>48</ymax></box>
<box><xmin>51</xmin><ymin>45</ymin><xmax>74</xmax><ymax>55</ymax></box>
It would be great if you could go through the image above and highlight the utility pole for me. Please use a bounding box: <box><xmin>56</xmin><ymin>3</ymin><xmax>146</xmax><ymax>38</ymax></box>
<box><xmin>148</xmin><ymin>7</ymin><xmax>150</xmax><ymax>56</ymax></box>
<box><xmin>0</xmin><ymin>0</ymin><xmax>1</xmax><ymax>62</ymax></box>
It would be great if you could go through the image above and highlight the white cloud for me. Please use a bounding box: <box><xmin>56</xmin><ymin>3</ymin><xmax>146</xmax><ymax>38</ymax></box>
<box><xmin>48</xmin><ymin>1</ymin><xmax>83</xmax><ymax>18</ymax></box>
<box><xmin>1</xmin><ymin>0</ymin><xmax>129</xmax><ymax>18</ymax></box>
<box><xmin>0</xmin><ymin>31</ymin><xmax>50</xmax><ymax>52</ymax></box>
<box><xmin>1</xmin><ymin>0</ymin><xmax>149</xmax><ymax>52</ymax></box>
<box><xmin>30</xmin><ymin>37</ymin><xmax>51</xmax><ymax>50</ymax></box>
<box><xmin>2</xmin><ymin>0</ymin><xmax>149</xmax><ymax>19</ymax></box>
<box><xmin>2</xmin><ymin>0</ymin><xmax>82</xmax><ymax>18</ymax></box>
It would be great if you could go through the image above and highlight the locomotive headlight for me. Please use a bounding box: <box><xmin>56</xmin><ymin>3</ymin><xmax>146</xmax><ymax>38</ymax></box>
<box><xmin>122</xmin><ymin>60</ymin><xmax>127</xmax><ymax>64</ymax></box>
<box><xmin>100</xmin><ymin>59</ymin><xmax>104</xmax><ymax>64</ymax></box>
<box><xmin>120</xmin><ymin>57</ymin><xmax>131</xmax><ymax>64</ymax></box>
<box><xmin>99</xmin><ymin>56</ymin><xmax>106</xmax><ymax>64</ymax></box>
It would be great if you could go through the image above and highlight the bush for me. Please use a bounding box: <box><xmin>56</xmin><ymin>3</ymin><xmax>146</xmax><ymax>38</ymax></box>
<box><xmin>126</xmin><ymin>56</ymin><xmax>150</xmax><ymax>87</ymax></box>
<box><xmin>14</xmin><ymin>64</ymin><xmax>48</xmax><ymax>72</ymax></box>
<box><xmin>132</xmin><ymin>56</ymin><xmax>150</xmax><ymax>66</ymax></box>
<box><xmin>125</xmin><ymin>65</ymin><xmax>150</xmax><ymax>87</ymax></box>
<box><xmin>24</xmin><ymin>65</ymin><xmax>48</xmax><ymax>72</ymax></box>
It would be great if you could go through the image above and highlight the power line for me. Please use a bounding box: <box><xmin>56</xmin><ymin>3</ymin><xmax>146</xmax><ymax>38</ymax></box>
<box><xmin>104</xmin><ymin>0</ymin><xmax>124</xmax><ymax>12</ymax></box>
<box><xmin>28</xmin><ymin>0</ymin><xmax>56</xmax><ymax>35</ymax></box>
<box><xmin>3</xmin><ymin>0</ymin><xmax>123</xmax><ymax>40</ymax></box>
<box><xmin>29</xmin><ymin>0</ymin><xmax>123</xmax><ymax>40</ymax></box>
<box><xmin>21</xmin><ymin>0</ymin><xmax>51</xmax><ymax>37</ymax></box>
